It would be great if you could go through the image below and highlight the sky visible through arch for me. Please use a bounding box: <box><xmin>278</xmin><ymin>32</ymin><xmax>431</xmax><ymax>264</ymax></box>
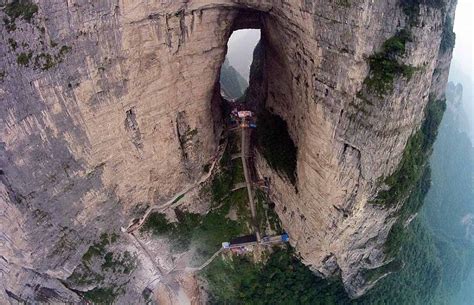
<box><xmin>226</xmin><ymin>29</ymin><xmax>261</xmax><ymax>82</ymax></box>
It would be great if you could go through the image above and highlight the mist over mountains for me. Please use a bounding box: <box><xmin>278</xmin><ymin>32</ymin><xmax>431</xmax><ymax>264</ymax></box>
<box><xmin>422</xmin><ymin>81</ymin><xmax>474</xmax><ymax>304</ymax></box>
<box><xmin>226</xmin><ymin>30</ymin><xmax>261</xmax><ymax>82</ymax></box>
<box><xmin>449</xmin><ymin>61</ymin><xmax>474</xmax><ymax>140</ymax></box>
<box><xmin>220</xmin><ymin>58</ymin><xmax>247</xmax><ymax>99</ymax></box>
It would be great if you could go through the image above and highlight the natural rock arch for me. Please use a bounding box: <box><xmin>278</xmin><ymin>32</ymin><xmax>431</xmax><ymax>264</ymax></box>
<box><xmin>0</xmin><ymin>0</ymin><xmax>456</xmax><ymax>302</ymax></box>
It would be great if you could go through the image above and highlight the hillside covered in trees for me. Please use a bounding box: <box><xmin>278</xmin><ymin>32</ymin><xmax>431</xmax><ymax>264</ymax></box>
<box><xmin>202</xmin><ymin>82</ymin><xmax>474</xmax><ymax>305</ymax></box>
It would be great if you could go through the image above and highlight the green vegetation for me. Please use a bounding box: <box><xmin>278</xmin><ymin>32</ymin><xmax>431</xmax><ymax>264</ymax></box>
<box><xmin>201</xmin><ymin>83</ymin><xmax>473</xmax><ymax>305</ymax></box>
<box><xmin>201</xmin><ymin>98</ymin><xmax>448</xmax><ymax>304</ymax></box>
<box><xmin>59</xmin><ymin>45</ymin><xmax>72</xmax><ymax>56</ymax></box>
<box><xmin>4</xmin><ymin>0</ymin><xmax>38</xmax><ymax>22</ymax></box>
<box><xmin>8</xmin><ymin>38</ymin><xmax>17</xmax><ymax>50</ymax></box>
<box><xmin>172</xmin><ymin>193</ymin><xmax>185</xmax><ymax>204</ymax></box>
<box><xmin>362</xmin><ymin>30</ymin><xmax>416</xmax><ymax>96</ymax></box>
<box><xmin>34</xmin><ymin>53</ymin><xmax>55</xmax><ymax>70</ymax></box>
<box><xmin>142</xmin><ymin>129</ymin><xmax>284</xmax><ymax>264</ymax></box>
<box><xmin>101</xmin><ymin>251</ymin><xmax>136</xmax><ymax>274</ymax></box>
<box><xmin>362</xmin><ymin>259</ymin><xmax>403</xmax><ymax>284</ymax></box>
<box><xmin>361</xmin><ymin>86</ymin><xmax>472</xmax><ymax>303</ymax></box>
<box><xmin>141</xmin><ymin>203</ymin><xmax>247</xmax><ymax>261</ymax></box>
<box><xmin>142</xmin><ymin>148</ymin><xmax>251</xmax><ymax>256</ymax></box>
<box><xmin>82</xmin><ymin>233</ymin><xmax>118</xmax><ymax>263</ymax></box>
<box><xmin>256</xmin><ymin>109</ymin><xmax>297</xmax><ymax>184</ymax></box>
<box><xmin>422</xmin><ymin>84</ymin><xmax>474</xmax><ymax>303</ymax></box>
<box><xmin>356</xmin><ymin>218</ymin><xmax>443</xmax><ymax>305</ymax></box>
<box><xmin>201</xmin><ymin>219</ymin><xmax>456</xmax><ymax>305</ymax></box>
<box><xmin>202</xmin><ymin>163</ymin><xmax>211</xmax><ymax>173</ymax></box>
<box><xmin>141</xmin><ymin>134</ymin><xmax>251</xmax><ymax>261</ymax></box>
<box><xmin>67</xmin><ymin>232</ymin><xmax>135</xmax><ymax>303</ymax></box>
<box><xmin>210</xmin><ymin>133</ymin><xmax>245</xmax><ymax>203</ymax></box>
<box><xmin>336</xmin><ymin>0</ymin><xmax>351</xmax><ymax>7</ymax></box>
<box><xmin>83</xmin><ymin>287</ymin><xmax>119</xmax><ymax>304</ymax></box>
<box><xmin>15</xmin><ymin>45</ymin><xmax>72</xmax><ymax>70</ymax></box>
<box><xmin>372</xmin><ymin>98</ymin><xmax>445</xmax><ymax>207</ymax></box>
<box><xmin>371</xmin><ymin>97</ymin><xmax>445</xmax><ymax>258</ymax></box>
<box><xmin>16</xmin><ymin>52</ymin><xmax>32</xmax><ymax>66</ymax></box>
<box><xmin>255</xmin><ymin>189</ymin><xmax>282</xmax><ymax>235</ymax></box>
<box><xmin>440</xmin><ymin>17</ymin><xmax>456</xmax><ymax>53</ymax></box>
<box><xmin>0</xmin><ymin>71</ymin><xmax>5</xmax><ymax>81</ymax></box>
<box><xmin>383</xmin><ymin>166</ymin><xmax>431</xmax><ymax>258</ymax></box>
<box><xmin>203</xmin><ymin>247</ymin><xmax>351</xmax><ymax>305</ymax></box>
<box><xmin>37</xmin><ymin>46</ymin><xmax>71</xmax><ymax>70</ymax></box>
<box><xmin>141</xmin><ymin>212</ymin><xmax>171</xmax><ymax>235</ymax></box>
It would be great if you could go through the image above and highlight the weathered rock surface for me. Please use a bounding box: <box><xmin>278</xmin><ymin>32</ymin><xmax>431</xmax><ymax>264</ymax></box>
<box><xmin>0</xmin><ymin>0</ymin><xmax>455</xmax><ymax>302</ymax></box>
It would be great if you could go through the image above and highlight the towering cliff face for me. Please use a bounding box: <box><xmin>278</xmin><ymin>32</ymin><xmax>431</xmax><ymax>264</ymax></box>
<box><xmin>248</xmin><ymin>0</ymin><xmax>456</xmax><ymax>297</ymax></box>
<box><xmin>0</xmin><ymin>0</ymin><xmax>455</xmax><ymax>302</ymax></box>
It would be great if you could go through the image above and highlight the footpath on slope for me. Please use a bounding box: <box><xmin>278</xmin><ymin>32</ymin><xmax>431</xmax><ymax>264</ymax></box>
<box><xmin>179</xmin><ymin>112</ymin><xmax>284</xmax><ymax>272</ymax></box>
<box><xmin>125</xmin><ymin>138</ymin><xmax>228</xmax><ymax>233</ymax></box>
<box><xmin>126</xmin><ymin>107</ymin><xmax>289</xmax><ymax>279</ymax></box>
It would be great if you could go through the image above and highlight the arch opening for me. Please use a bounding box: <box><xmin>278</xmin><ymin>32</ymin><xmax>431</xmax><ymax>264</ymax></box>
<box><xmin>219</xmin><ymin>29</ymin><xmax>261</xmax><ymax>100</ymax></box>
<box><xmin>214</xmin><ymin>10</ymin><xmax>298</xmax><ymax>185</ymax></box>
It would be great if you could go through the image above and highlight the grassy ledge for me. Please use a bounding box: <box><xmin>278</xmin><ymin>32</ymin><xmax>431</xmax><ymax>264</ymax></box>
<box><xmin>4</xmin><ymin>0</ymin><xmax>38</xmax><ymax>22</ymax></box>
<box><xmin>362</xmin><ymin>29</ymin><xmax>416</xmax><ymax>96</ymax></box>
<box><xmin>2</xmin><ymin>0</ymin><xmax>38</xmax><ymax>31</ymax></box>
<box><xmin>67</xmin><ymin>233</ymin><xmax>136</xmax><ymax>304</ymax></box>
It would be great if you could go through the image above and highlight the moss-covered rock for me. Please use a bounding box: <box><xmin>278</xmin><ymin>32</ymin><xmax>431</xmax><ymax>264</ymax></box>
<box><xmin>362</xmin><ymin>30</ymin><xmax>416</xmax><ymax>96</ymax></box>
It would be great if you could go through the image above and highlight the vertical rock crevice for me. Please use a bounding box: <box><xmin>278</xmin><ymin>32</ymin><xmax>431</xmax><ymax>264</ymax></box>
<box><xmin>124</xmin><ymin>108</ymin><xmax>143</xmax><ymax>151</ymax></box>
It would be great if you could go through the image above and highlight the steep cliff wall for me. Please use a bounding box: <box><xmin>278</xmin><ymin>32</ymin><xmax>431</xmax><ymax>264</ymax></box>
<box><xmin>248</xmin><ymin>0</ymin><xmax>456</xmax><ymax>297</ymax></box>
<box><xmin>0</xmin><ymin>0</ymin><xmax>455</xmax><ymax>302</ymax></box>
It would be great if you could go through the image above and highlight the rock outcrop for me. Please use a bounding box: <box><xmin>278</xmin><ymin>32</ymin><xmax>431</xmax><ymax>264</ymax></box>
<box><xmin>0</xmin><ymin>0</ymin><xmax>455</xmax><ymax>302</ymax></box>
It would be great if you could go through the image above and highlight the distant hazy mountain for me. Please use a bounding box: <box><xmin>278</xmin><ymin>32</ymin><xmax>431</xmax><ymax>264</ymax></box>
<box><xmin>449</xmin><ymin>59</ymin><xmax>474</xmax><ymax>140</ymax></box>
<box><xmin>220</xmin><ymin>59</ymin><xmax>247</xmax><ymax>99</ymax></box>
<box><xmin>226</xmin><ymin>29</ymin><xmax>261</xmax><ymax>82</ymax></box>
<box><xmin>424</xmin><ymin>82</ymin><xmax>474</xmax><ymax>304</ymax></box>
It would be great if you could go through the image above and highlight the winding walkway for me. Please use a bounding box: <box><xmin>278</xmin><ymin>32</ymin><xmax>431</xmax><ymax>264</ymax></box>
<box><xmin>126</xmin><ymin>140</ymin><xmax>227</xmax><ymax>233</ymax></box>
<box><xmin>184</xmin><ymin>248</ymin><xmax>224</xmax><ymax>272</ymax></box>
